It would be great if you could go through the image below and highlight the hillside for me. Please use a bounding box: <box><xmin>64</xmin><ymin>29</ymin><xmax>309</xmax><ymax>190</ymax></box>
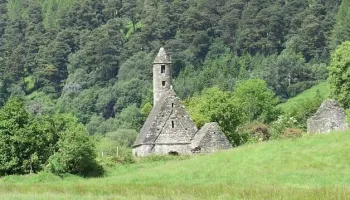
<box><xmin>0</xmin><ymin>0</ymin><xmax>342</xmax><ymax>133</ymax></box>
<box><xmin>278</xmin><ymin>82</ymin><xmax>330</xmax><ymax>113</ymax></box>
<box><xmin>1</xmin><ymin>0</ymin><xmax>350</xmax><ymax>187</ymax></box>
<box><xmin>1</xmin><ymin>131</ymin><xmax>350</xmax><ymax>199</ymax></box>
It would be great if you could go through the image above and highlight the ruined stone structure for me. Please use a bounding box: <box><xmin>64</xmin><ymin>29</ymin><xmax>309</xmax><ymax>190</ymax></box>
<box><xmin>133</xmin><ymin>48</ymin><xmax>232</xmax><ymax>156</ymax></box>
<box><xmin>307</xmin><ymin>99</ymin><xmax>348</xmax><ymax>134</ymax></box>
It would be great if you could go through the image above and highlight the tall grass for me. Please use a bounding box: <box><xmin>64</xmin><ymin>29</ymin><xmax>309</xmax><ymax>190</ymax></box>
<box><xmin>1</xmin><ymin>131</ymin><xmax>350</xmax><ymax>199</ymax></box>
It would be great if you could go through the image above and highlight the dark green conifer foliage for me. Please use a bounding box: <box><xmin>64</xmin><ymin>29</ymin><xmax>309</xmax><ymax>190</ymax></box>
<box><xmin>331</xmin><ymin>0</ymin><xmax>350</xmax><ymax>49</ymax></box>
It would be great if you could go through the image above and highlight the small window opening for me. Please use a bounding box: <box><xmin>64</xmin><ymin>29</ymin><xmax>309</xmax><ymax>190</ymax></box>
<box><xmin>172</xmin><ymin>121</ymin><xmax>175</xmax><ymax>128</ymax></box>
<box><xmin>161</xmin><ymin>65</ymin><xmax>166</xmax><ymax>73</ymax></box>
<box><xmin>162</xmin><ymin>81</ymin><xmax>166</xmax><ymax>86</ymax></box>
<box><xmin>169</xmin><ymin>151</ymin><xmax>179</xmax><ymax>156</ymax></box>
<box><xmin>172</xmin><ymin>103</ymin><xmax>174</xmax><ymax>108</ymax></box>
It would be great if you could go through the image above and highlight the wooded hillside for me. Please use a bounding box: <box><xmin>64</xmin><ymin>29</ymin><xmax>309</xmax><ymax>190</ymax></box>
<box><xmin>0</xmin><ymin>0</ymin><xmax>344</xmax><ymax>133</ymax></box>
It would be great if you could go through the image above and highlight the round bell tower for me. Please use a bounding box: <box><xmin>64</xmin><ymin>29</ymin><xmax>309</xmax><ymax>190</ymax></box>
<box><xmin>153</xmin><ymin>47</ymin><xmax>172</xmax><ymax>106</ymax></box>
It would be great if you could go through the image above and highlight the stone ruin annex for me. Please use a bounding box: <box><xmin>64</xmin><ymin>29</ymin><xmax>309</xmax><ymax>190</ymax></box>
<box><xmin>307</xmin><ymin>99</ymin><xmax>348</xmax><ymax>134</ymax></box>
<box><xmin>132</xmin><ymin>48</ymin><xmax>232</xmax><ymax>156</ymax></box>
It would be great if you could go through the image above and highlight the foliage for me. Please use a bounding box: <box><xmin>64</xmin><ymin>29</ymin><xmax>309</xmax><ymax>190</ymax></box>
<box><xmin>281</xmin><ymin>128</ymin><xmax>303</xmax><ymax>139</ymax></box>
<box><xmin>0</xmin><ymin>0</ymin><xmax>343</xmax><ymax>166</ymax></box>
<box><xmin>329</xmin><ymin>41</ymin><xmax>350</xmax><ymax>108</ymax></box>
<box><xmin>2</xmin><ymin>131</ymin><xmax>350</xmax><ymax>199</ymax></box>
<box><xmin>237</xmin><ymin>121</ymin><xmax>270</xmax><ymax>144</ymax></box>
<box><xmin>233</xmin><ymin>79</ymin><xmax>280</xmax><ymax>123</ymax></box>
<box><xmin>47</xmin><ymin>115</ymin><xmax>103</xmax><ymax>176</ymax></box>
<box><xmin>278</xmin><ymin>82</ymin><xmax>329</xmax><ymax>113</ymax></box>
<box><xmin>0</xmin><ymin>97</ymin><xmax>101</xmax><ymax>176</ymax></box>
<box><xmin>284</xmin><ymin>91</ymin><xmax>323</xmax><ymax>129</ymax></box>
<box><xmin>269</xmin><ymin>115</ymin><xmax>299</xmax><ymax>139</ymax></box>
<box><xmin>186</xmin><ymin>80</ymin><xmax>279</xmax><ymax>146</ymax></box>
<box><xmin>346</xmin><ymin>109</ymin><xmax>350</xmax><ymax>123</ymax></box>
<box><xmin>186</xmin><ymin>87</ymin><xmax>245</xmax><ymax>146</ymax></box>
<box><xmin>331</xmin><ymin>0</ymin><xmax>350</xmax><ymax>49</ymax></box>
<box><xmin>105</xmin><ymin>129</ymin><xmax>137</xmax><ymax>148</ymax></box>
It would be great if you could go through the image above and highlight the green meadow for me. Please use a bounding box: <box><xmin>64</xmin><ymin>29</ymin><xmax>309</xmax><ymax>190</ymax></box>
<box><xmin>1</xmin><ymin>130</ymin><xmax>350</xmax><ymax>199</ymax></box>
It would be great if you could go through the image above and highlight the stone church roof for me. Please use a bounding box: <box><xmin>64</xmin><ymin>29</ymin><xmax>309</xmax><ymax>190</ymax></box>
<box><xmin>153</xmin><ymin>47</ymin><xmax>172</xmax><ymax>64</ymax></box>
<box><xmin>133</xmin><ymin>88</ymin><xmax>197</xmax><ymax>147</ymax></box>
<box><xmin>191</xmin><ymin>122</ymin><xmax>221</xmax><ymax>148</ymax></box>
<box><xmin>190</xmin><ymin>122</ymin><xmax>232</xmax><ymax>153</ymax></box>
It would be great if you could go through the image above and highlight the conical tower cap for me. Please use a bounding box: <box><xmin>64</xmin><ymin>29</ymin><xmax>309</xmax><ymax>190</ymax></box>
<box><xmin>153</xmin><ymin>47</ymin><xmax>172</xmax><ymax>64</ymax></box>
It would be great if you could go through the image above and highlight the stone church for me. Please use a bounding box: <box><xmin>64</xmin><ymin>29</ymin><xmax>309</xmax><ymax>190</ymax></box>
<box><xmin>132</xmin><ymin>48</ymin><xmax>232</xmax><ymax>156</ymax></box>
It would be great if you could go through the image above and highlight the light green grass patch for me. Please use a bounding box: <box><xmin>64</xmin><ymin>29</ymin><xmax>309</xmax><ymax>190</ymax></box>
<box><xmin>278</xmin><ymin>82</ymin><xmax>330</xmax><ymax>114</ymax></box>
<box><xmin>1</xmin><ymin>131</ymin><xmax>350</xmax><ymax>199</ymax></box>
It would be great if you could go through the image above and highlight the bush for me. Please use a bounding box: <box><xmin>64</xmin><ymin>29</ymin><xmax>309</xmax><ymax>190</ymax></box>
<box><xmin>281</xmin><ymin>128</ymin><xmax>303</xmax><ymax>139</ymax></box>
<box><xmin>270</xmin><ymin>115</ymin><xmax>298</xmax><ymax>139</ymax></box>
<box><xmin>237</xmin><ymin>122</ymin><xmax>270</xmax><ymax>144</ymax></box>
<box><xmin>0</xmin><ymin>97</ymin><xmax>103</xmax><ymax>176</ymax></box>
<box><xmin>47</xmin><ymin>123</ymin><xmax>104</xmax><ymax>177</ymax></box>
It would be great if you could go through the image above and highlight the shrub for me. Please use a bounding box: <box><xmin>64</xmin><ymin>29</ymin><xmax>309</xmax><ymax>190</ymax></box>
<box><xmin>47</xmin><ymin>120</ymin><xmax>104</xmax><ymax>177</ymax></box>
<box><xmin>0</xmin><ymin>97</ymin><xmax>103</xmax><ymax>176</ymax></box>
<box><xmin>281</xmin><ymin>128</ymin><xmax>303</xmax><ymax>139</ymax></box>
<box><xmin>237</xmin><ymin>122</ymin><xmax>270</xmax><ymax>144</ymax></box>
<box><xmin>270</xmin><ymin>115</ymin><xmax>298</xmax><ymax>139</ymax></box>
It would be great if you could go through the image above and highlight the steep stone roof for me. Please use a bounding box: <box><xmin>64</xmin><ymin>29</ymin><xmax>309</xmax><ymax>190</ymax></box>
<box><xmin>133</xmin><ymin>88</ymin><xmax>197</xmax><ymax>147</ymax></box>
<box><xmin>190</xmin><ymin>122</ymin><xmax>232</xmax><ymax>153</ymax></box>
<box><xmin>153</xmin><ymin>47</ymin><xmax>172</xmax><ymax>64</ymax></box>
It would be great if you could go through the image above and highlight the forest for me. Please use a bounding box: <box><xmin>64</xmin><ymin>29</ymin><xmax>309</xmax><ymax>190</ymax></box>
<box><xmin>0</xmin><ymin>0</ymin><xmax>350</xmax><ymax>176</ymax></box>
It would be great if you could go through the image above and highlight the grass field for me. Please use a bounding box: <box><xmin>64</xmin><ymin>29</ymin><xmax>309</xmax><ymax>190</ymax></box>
<box><xmin>278</xmin><ymin>82</ymin><xmax>330</xmax><ymax>114</ymax></box>
<box><xmin>1</xmin><ymin>130</ymin><xmax>350</xmax><ymax>199</ymax></box>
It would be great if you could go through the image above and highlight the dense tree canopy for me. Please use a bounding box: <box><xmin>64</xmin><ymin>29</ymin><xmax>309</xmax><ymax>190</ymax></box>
<box><xmin>329</xmin><ymin>41</ymin><xmax>350</xmax><ymax>108</ymax></box>
<box><xmin>0</xmin><ymin>0</ymin><xmax>346</xmax><ymax>173</ymax></box>
<box><xmin>0</xmin><ymin>97</ymin><xmax>100</xmax><ymax>176</ymax></box>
